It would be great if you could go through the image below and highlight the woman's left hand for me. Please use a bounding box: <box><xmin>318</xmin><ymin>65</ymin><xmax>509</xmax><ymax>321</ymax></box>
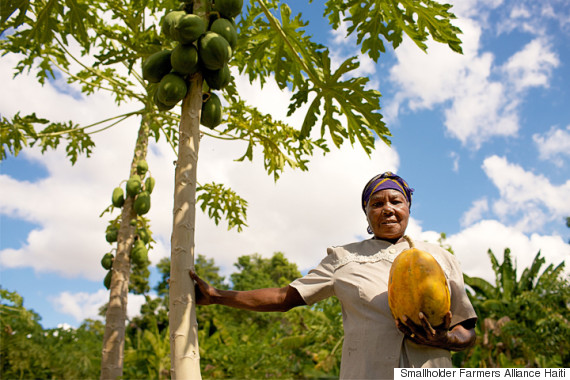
<box><xmin>395</xmin><ymin>311</ymin><xmax>476</xmax><ymax>351</ymax></box>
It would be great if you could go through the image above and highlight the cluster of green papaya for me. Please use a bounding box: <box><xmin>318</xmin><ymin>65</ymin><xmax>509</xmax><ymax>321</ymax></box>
<box><xmin>141</xmin><ymin>0</ymin><xmax>243</xmax><ymax>129</ymax></box>
<box><xmin>102</xmin><ymin>159</ymin><xmax>155</xmax><ymax>289</ymax></box>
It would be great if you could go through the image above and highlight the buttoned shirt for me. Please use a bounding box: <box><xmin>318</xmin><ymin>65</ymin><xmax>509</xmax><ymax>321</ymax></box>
<box><xmin>290</xmin><ymin>238</ymin><xmax>477</xmax><ymax>380</ymax></box>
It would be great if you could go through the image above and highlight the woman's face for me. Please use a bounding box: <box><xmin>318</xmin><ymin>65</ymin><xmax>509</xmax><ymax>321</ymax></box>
<box><xmin>365</xmin><ymin>189</ymin><xmax>410</xmax><ymax>241</ymax></box>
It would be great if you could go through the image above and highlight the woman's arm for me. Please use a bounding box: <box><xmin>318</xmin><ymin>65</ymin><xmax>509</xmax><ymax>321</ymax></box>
<box><xmin>395</xmin><ymin>311</ymin><xmax>476</xmax><ymax>351</ymax></box>
<box><xmin>190</xmin><ymin>270</ymin><xmax>306</xmax><ymax>312</ymax></box>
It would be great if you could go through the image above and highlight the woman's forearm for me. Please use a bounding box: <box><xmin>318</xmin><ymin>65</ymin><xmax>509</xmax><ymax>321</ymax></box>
<box><xmin>204</xmin><ymin>283</ymin><xmax>306</xmax><ymax>312</ymax></box>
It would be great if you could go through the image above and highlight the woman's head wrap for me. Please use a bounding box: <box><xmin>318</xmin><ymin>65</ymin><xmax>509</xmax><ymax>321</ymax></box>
<box><xmin>361</xmin><ymin>171</ymin><xmax>414</xmax><ymax>213</ymax></box>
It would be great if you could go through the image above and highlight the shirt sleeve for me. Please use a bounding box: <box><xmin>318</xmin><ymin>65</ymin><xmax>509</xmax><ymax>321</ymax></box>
<box><xmin>447</xmin><ymin>253</ymin><xmax>478</xmax><ymax>328</ymax></box>
<box><xmin>289</xmin><ymin>248</ymin><xmax>337</xmax><ymax>305</ymax></box>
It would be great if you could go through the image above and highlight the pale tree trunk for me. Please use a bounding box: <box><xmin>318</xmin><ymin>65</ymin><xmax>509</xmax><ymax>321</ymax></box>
<box><xmin>169</xmin><ymin>65</ymin><xmax>203</xmax><ymax>379</ymax></box>
<box><xmin>101</xmin><ymin>121</ymin><xmax>149</xmax><ymax>380</ymax></box>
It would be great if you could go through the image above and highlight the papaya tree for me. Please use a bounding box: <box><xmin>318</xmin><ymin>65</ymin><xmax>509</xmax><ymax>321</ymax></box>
<box><xmin>1</xmin><ymin>0</ymin><xmax>464</xmax><ymax>378</ymax></box>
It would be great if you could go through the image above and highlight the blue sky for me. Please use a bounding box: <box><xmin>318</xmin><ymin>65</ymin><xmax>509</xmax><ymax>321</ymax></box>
<box><xmin>1</xmin><ymin>0</ymin><xmax>569</xmax><ymax>329</ymax></box>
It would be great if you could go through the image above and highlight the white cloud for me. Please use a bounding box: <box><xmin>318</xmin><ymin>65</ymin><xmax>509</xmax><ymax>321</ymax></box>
<box><xmin>482</xmin><ymin>155</ymin><xmax>570</xmax><ymax>232</ymax></box>
<box><xmin>447</xmin><ymin>219</ymin><xmax>569</xmax><ymax>283</ymax></box>
<box><xmin>461</xmin><ymin>198</ymin><xmax>489</xmax><ymax>227</ymax></box>
<box><xmin>50</xmin><ymin>290</ymin><xmax>145</xmax><ymax>323</ymax></box>
<box><xmin>387</xmin><ymin>17</ymin><xmax>520</xmax><ymax>149</ymax></box>
<box><xmin>533</xmin><ymin>125</ymin><xmax>570</xmax><ymax>166</ymax></box>
<box><xmin>502</xmin><ymin>38</ymin><xmax>559</xmax><ymax>91</ymax></box>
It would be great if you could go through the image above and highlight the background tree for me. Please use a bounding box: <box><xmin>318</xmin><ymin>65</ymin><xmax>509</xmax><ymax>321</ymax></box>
<box><xmin>455</xmin><ymin>249</ymin><xmax>569</xmax><ymax>368</ymax></box>
<box><xmin>2</xmin><ymin>0</ymin><xmax>464</xmax><ymax>377</ymax></box>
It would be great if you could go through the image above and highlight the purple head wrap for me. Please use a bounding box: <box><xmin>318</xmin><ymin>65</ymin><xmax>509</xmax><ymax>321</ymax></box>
<box><xmin>361</xmin><ymin>171</ymin><xmax>414</xmax><ymax>212</ymax></box>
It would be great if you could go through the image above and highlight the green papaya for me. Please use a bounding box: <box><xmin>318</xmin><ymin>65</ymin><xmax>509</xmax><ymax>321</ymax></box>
<box><xmin>136</xmin><ymin>160</ymin><xmax>148</xmax><ymax>176</ymax></box>
<box><xmin>101</xmin><ymin>253</ymin><xmax>114</xmax><ymax>270</ymax></box>
<box><xmin>171</xmin><ymin>43</ymin><xmax>199</xmax><ymax>75</ymax></box>
<box><xmin>105</xmin><ymin>226</ymin><xmax>119</xmax><ymax>243</ymax></box>
<box><xmin>162</xmin><ymin>10</ymin><xmax>185</xmax><ymax>40</ymax></box>
<box><xmin>204</xmin><ymin>64</ymin><xmax>231</xmax><ymax>90</ymax></box>
<box><xmin>104</xmin><ymin>270</ymin><xmax>112</xmax><ymax>290</ymax></box>
<box><xmin>126</xmin><ymin>175</ymin><xmax>142</xmax><ymax>197</ymax></box>
<box><xmin>210</xmin><ymin>18</ymin><xmax>237</xmax><ymax>50</ymax></box>
<box><xmin>131</xmin><ymin>240</ymin><xmax>148</xmax><ymax>266</ymax></box>
<box><xmin>142</xmin><ymin>50</ymin><xmax>173</xmax><ymax>83</ymax></box>
<box><xmin>137</xmin><ymin>228</ymin><xmax>151</xmax><ymax>245</ymax></box>
<box><xmin>134</xmin><ymin>191</ymin><xmax>151</xmax><ymax>215</ymax></box>
<box><xmin>198</xmin><ymin>32</ymin><xmax>232</xmax><ymax>70</ymax></box>
<box><xmin>145</xmin><ymin>176</ymin><xmax>156</xmax><ymax>194</ymax></box>
<box><xmin>157</xmin><ymin>73</ymin><xmax>188</xmax><ymax>106</ymax></box>
<box><xmin>214</xmin><ymin>0</ymin><xmax>243</xmax><ymax>18</ymax></box>
<box><xmin>130</xmin><ymin>219</ymin><xmax>138</xmax><ymax>226</ymax></box>
<box><xmin>153</xmin><ymin>91</ymin><xmax>176</xmax><ymax>111</ymax></box>
<box><xmin>174</xmin><ymin>14</ymin><xmax>206</xmax><ymax>44</ymax></box>
<box><xmin>111</xmin><ymin>187</ymin><xmax>125</xmax><ymax>208</ymax></box>
<box><xmin>200</xmin><ymin>92</ymin><xmax>223</xmax><ymax>129</ymax></box>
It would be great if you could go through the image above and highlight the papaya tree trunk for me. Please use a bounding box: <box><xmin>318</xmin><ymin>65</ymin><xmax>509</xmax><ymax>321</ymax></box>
<box><xmin>101</xmin><ymin>120</ymin><xmax>149</xmax><ymax>380</ymax></box>
<box><xmin>169</xmin><ymin>66</ymin><xmax>203</xmax><ymax>379</ymax></box>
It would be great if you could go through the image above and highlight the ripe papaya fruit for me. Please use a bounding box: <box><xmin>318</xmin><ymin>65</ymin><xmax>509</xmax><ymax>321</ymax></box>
<box><xmin>214</xmin><ymin>0</ymin><xmax>244</xmax><ymax>18</ymax></box>
<box><xmin>111</xmin><ymin>187</ymin><xmax>125</xmax><ymax>208</ymax></box>
<box><xmin>105</xmin><ymin>226</ymin><xmax>119</xmax><ymax>243</ymax></box>
<box><xmin>126</xmin><ymin>175</ymin><xmax>142</xmax><ymax>197</ymax></box>
<box><xmin>133</xmin><ymin>191</ymin><xmax>151</xmax><ymax>215</ymax></box>
<box><xmin>145</xmin><ymin>176</ymin><xmax>155</xmax><ymax>194</ymax></box>
<box><xmin>162</xmin><ymin>10</ymin><xmax>186</xmax><ymax>40</ymax></box>
<box><xmin>157</xmin><ymin>73</ymin><xmax>188</xmax><ymax>106</ymax></box>
<box><xmin>210</xmin><ymin>18</ymin><xmax>237</xmax><ymax>50</ymax></box>
<box><xmin>204</xmin><ymin>64</ymin><xmax>231</xmax><ymax>90</ymax></box>
<box><xmin>388</xmin><ymin>236</ymin><xmax>450</xmax><ymax>327</ymax></box>
<box><xmin>174</xmin><ymin>14</ymin><xmax>206</xmax><ymax>44</ymax></box>
<box><xmin>104</xmin><ymin>270</ymin><xmax>113</xmax><ymax>290</ymax></box>
<box><xmin>136</xmin><ymin>160</ymin><xmax>148</xmax><ymax>176</ymax></box>
<box><xmin>142</xmin><ymin>50</ymin><xmax>173</xmax><ymax>83</ymax></box>
<box><xmin>171</xmin><ymin>43</ymin><xmax>199</xmax><ymax>75</ymax></box>
<box><xmin>101</xmin><ymin>253</ymin><xmax>114</xmax><ymax>270</ymax></box>
<box><xmin>198</xmin><ymin>31</ymin><xmax>232</xmax><ymax>70</ymax></box>
<box><xmin>200</xmin><ymin>92</ymin><xmax>223</xmax><ymax>129</ymax></box>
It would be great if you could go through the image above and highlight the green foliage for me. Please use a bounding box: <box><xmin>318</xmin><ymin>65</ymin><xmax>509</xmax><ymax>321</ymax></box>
<box><xmin>324</xmin><ymin>0</ymin><xmax>463</xmax><ymax>60</ymax></box>
<box><xmin>1</xmin><ymin>288</ymin><xmax>103</xmax><ymax>379</ymax></box>
<box><xmin>456</xmin><ymin>249</ymin><xmax>570</xmax><ymax>368</ymax></box>
<box><xmin>0</xmin><ymin>112</ymin><xmax>95</xmax><ymax>164</ymax></box>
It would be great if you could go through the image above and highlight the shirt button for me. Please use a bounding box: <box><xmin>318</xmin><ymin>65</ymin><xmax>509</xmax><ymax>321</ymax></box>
<box><xmin>389</xmin><ymin>249</ymin><xmax>396</xmax><ymax>254</ymax></box>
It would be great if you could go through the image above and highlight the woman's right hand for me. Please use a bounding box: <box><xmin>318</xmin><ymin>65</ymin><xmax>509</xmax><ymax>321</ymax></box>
<box><xmin>189</xmin><ymin>270</ymin><xmax>216</xmax><ymax>305</ymax></box>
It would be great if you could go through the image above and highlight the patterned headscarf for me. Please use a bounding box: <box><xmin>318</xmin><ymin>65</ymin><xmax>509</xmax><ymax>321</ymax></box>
<box><xmin>361</xmin><ymin>171</ymin><xmax>414</xmax><ymax>213</ymax></box>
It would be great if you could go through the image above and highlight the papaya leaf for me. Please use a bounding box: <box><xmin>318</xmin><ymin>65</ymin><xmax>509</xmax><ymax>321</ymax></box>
<box><xmin>197</xmin><ymin>182</ymin><xmax>248</xmax><ymax>232</ymax></box>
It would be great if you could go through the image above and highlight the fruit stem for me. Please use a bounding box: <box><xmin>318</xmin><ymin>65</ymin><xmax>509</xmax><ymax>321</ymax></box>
<box><xmin>403</xmin><ymin>235</ymin><xmax>414</xmax><ymax>249</ymax></box>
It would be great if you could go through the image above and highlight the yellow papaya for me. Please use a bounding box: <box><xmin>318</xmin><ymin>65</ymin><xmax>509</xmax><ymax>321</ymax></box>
<box><xmin>388</xmin><ymin>236</ymin><xmax>450</xmax><ymax>327</ymax></box>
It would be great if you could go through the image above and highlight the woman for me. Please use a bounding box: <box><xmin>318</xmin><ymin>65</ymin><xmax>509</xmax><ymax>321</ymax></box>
<box><xmin>190</xmin><ymin>172</ymin><xmax>476</xmax><ymax>379</ymax></box>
